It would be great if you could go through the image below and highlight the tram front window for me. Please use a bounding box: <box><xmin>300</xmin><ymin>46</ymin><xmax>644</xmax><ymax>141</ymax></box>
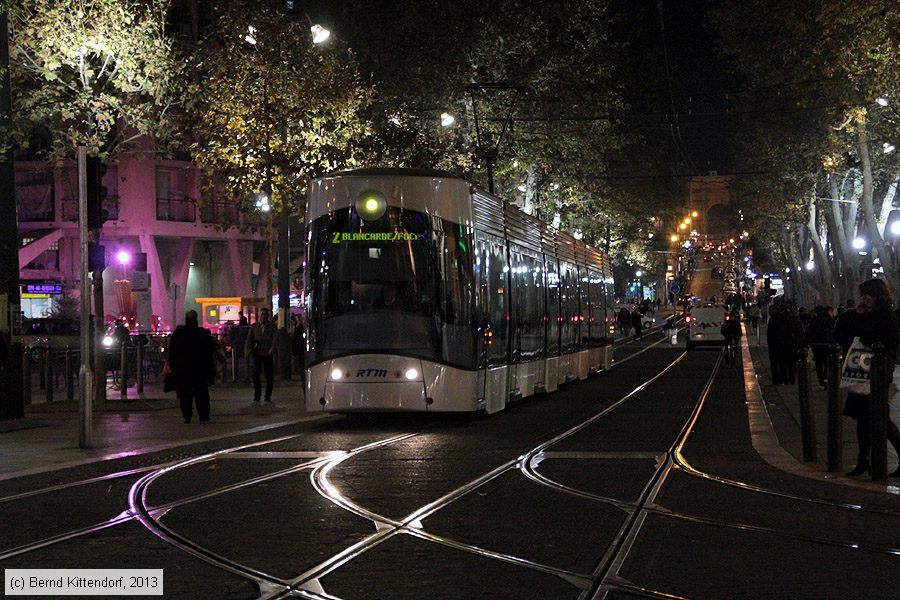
<box><xmin>307</xmin><ymin>208</ymin><xmax>475</xmax><ymax>368</ymax></box>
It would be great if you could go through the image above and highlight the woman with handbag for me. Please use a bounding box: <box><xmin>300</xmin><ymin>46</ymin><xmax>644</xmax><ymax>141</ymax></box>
<box><xmin>842</xmin><ymin>279</ymin><xmax>900</xmax><ymax>477</ymax></box>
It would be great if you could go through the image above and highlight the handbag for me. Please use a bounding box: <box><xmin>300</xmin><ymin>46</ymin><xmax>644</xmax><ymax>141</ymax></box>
<box><xmin>163</xmin><ymin>372</ymin><xmax>178</xmax><ymax>393</ymax></box>
<box><xmin>840</xmin><ymin>336</ymin><xmax>872</xmax><ymax>395</ymax></box>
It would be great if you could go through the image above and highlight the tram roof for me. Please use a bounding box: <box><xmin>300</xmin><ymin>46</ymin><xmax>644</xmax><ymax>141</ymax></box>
<box><xmin>325</xmin><ymin>167</ymin><xmax>456</xmax><ymax>179</ymax></box>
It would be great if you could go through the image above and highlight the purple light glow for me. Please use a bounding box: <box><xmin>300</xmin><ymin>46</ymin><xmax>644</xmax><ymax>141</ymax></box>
<box><xmin>116</xmin><ymin>250</ymin><xmax>130</xmax><ymax>265</ymax></box>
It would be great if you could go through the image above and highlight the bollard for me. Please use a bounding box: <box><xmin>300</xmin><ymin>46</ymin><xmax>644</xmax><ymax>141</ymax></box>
<box><xmin>869</xmin><ymin>343</ymin><xmax>889</xmax><ymax>481</ymax></box>
<box><xmin>120</xmin><ymin>344</ymin><xmax>128</xmax><ymax>400</ymax></box>
<box><xmin>65</xmin><ymin>347</ymin><xmax>75</xmax><ymax>402</ymax></box>
<box><xmin>45</xmin><ymin>349</ymin><xmax>54</xmax><ymax>403</ymax></box>
<box><xmin>231</xmin><ymin>347</ymin><xmax>238</xmax><ymax>383</ymax></box>
<box><xmin>22</xmin><ymin>347</ymin><xmax>32</xmax><ymax>405</ymax></box>
<box><xmin>797</xmin><ymin>346</ymin><xmax>818</xmax><ymax>462</ymax></box>
<box><xmin>136</xmin><ymin>343</ymin><xmax>144</xmax><ymax>394</ymax></box>
<box><xmin>826</xmin><ymin>344</ymin><xmax>843</xmax><ymax>472</ymax></box>
<box><xmin>37</xmin><ymin>347</ymin><xmax>46</xmax><ymax>390</ymax></box>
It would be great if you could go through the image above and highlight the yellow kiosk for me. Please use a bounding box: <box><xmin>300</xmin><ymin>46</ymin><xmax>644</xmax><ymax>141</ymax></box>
<box><xmin>194</xmin><ymin>296</ymin><xmax>265</xmax><ymax>335</ymax></box>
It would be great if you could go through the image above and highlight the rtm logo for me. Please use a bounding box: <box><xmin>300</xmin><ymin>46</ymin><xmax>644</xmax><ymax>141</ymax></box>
<box><xmin>357</xmin><ymin>369</ymin><xmax>388</xmax><ymax>378</ymax></box>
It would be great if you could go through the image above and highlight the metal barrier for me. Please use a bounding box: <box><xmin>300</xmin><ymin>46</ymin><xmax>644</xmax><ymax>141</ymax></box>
<box><xmin>796</xmin><ymin>346</ymin><xmax>818</xmax><ymax>462</ymax></box>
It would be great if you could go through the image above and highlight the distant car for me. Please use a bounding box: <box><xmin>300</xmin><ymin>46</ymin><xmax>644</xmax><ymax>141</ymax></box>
<box><xmin>685</xmin><ymin>304</ymin><xmax>728</xmax><ymax>349</ymax></box>
<box><xmin>21</xmin><ymin>318</ymin><xmax>80</xmax><ymax>350</ymax></box>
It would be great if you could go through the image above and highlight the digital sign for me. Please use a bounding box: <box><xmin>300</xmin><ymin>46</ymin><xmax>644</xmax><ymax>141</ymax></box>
<box><xmin>331</xmin><ymin>231</ymin><xmax>422</xmax><ymax>243</ymax></box>
<box><xmin>25</xmin><ymin>283</ymin><xmax>64</xmax><ymax>294</ymax></box>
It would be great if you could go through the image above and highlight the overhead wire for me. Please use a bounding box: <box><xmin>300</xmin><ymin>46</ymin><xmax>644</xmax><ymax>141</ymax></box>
<box><xmin>656</xmin><ymin>0</ymin><xmax>697</xmax><ymax>175</ymax></box>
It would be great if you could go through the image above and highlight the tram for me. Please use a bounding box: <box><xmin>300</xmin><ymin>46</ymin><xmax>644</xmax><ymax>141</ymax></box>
<box><xmin>303</xmin><ymin>168</ymin><xmax>615</xmax><ymax>413</ymax></box>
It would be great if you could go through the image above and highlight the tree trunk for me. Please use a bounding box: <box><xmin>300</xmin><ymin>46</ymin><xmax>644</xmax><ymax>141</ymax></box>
<box><xmin>857</xmin><ymin>115</ymin><xmax>900</xmax><ymax>292</ymax></box>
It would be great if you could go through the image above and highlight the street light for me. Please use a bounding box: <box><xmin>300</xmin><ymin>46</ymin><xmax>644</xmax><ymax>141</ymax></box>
<box><xmin>852</xmin><ymin>236</ymin><xmax>867</xmax><ymax>250</ymax></box>
<box><xmin>310</xmin><ymin>23</ymin><xmax>330</xmax><ymax>44</ymax></box>
<box><xmin>440</xmin><ymin>112</ymin><xmax>455</xmax><ymax>127</ymax></box>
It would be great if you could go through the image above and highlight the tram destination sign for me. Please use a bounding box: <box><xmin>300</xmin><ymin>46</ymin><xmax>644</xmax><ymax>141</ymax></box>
<box><xmin>332</xmin><ymin>231</ymin><xmax>423</xmax><ymax>243</ymax></box>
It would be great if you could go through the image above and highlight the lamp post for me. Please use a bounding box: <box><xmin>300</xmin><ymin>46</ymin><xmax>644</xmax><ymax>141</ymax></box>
<box><xmin>466</xmin><ymin>84</ymin><xmax>519</xmax><ymax>195</ymax></box>
<box><xmin>246</xmin><ymin>19</ymin><xmax>330</xmax><ymax>380</ymax></box>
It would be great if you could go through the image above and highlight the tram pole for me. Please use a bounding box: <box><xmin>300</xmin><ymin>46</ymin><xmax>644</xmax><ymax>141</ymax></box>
<box><xmin>77</xmin><ymin>146</ymin><xmax>93</xmax><ymax>447</ymax></box>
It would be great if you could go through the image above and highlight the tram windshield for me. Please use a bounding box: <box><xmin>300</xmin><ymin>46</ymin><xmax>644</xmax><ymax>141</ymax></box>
<box><xmin>306</xmin><ymin>207</ymin><xmax>476</xmax><ymax>368</ymax></box>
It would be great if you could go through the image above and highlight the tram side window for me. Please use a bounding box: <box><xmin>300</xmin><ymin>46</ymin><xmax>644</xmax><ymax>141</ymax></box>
<box><xmin>478</xmin><ymin>238</ymin><xmax>509</xmax><ymax>368</ymax></box>
<box><xmin>560</xmin><ymin>261</ymin><xmax>579</xmax><ymax>354</ymax></box>
<box><xmin>579</xmin><ymin>266</ymin><xmax>591</xmax><ymax>348</ymax></box>
<box><xmin>437</xmin><ymin>224</ymin><xmax>476</xmax><ymax>367</ymax></box>
<box><xmin>509</xmin><ymin>246</ymin><xmax>544</xmax><ymax>364</ymax></box>
<box><xmin>545</xmin><ymin>257</ymin><xmax>560</xmax><ymax>357</ymax></box>
<box><xmin>588</xmin><ymin>269</ymin><xmax>606</xmax><ymax>346</ymax></box>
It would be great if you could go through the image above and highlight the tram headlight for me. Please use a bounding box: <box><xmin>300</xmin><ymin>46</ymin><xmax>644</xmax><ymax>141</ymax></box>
<box><xmin>355</xmin><ymin>189</ymin><xmax>387</xmax><ymax>221</ymax></box>
<box><xmin>331</xmin><ymin>368</ymin><xmax>343</xmax><ymax>380</ymax></box>
<box><xmin>404</xmin><ymin>368</ymin><xmax>418</xmax><ymax>380</ymax></box>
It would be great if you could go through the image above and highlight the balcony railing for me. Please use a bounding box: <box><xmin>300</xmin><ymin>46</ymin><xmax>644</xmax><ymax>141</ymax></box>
<box><xmin>156</xmin><ymin>197</ymin><xmax>196</xmax><ymax>222</ymax></box>
<box><xmin>199</xmin><ymin>201</ymin><xmax>240</xmax><ymax>225</ymax></box>
<box><xmin>61</xmin><ymin>196</ymin><xmax>120</xmax><ymax>223</ymax></box>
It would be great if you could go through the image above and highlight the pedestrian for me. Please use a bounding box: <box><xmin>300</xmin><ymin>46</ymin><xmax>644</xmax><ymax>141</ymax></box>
<box><xmin>780</xmin><ymin>305</ymin><xmax>805</xmax><ymax>385</ymax></box>
<box><xmin>631</xmin><ymin>309</ymin><xmax>643</xmax><ymax>341</ymax></box>
<box><xmin>168</xmin><ymin>310</ymin><xmax>217</xmax><ymax>423</ymax></box>
<box><xmin>766</xmin><ymin>304</ymin><xmax>787</xmax><ymax>384</ymax></box>
<box><xmin>840</xmin><ymin>279</ymin><xmax>900</xmax><ymax>477</ymax></box>
<box><xmin>0</xmin><ymin>330</ymin><xmax>8</xmax><ymax>370</ymax></box>
<box><xmin>749</xmin><ymin>304</ymin><xmax>760</xmax><ymax>331</ymax></box>
<box><xmin>247</xmin><ymin>307</ymin><xmax>276</xmax><ymax>402</ymax></box>
<box><xmin>805</xmin><ymin>305</ymin><xmax>835</xmax><ymax>389</ymax></box>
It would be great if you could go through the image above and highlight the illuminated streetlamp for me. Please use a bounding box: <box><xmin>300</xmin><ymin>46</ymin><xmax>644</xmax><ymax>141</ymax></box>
<box><xmin>310</xmin><ymin>23</ymin><xmax>330</xmax><ymax>44</ymax></box>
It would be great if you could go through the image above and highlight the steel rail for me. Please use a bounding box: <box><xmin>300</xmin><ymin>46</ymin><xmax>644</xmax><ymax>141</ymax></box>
<box><xmin>278</xmin><ymin>352</ymin><xmax>692</xmax><ymax>598</ymax></box>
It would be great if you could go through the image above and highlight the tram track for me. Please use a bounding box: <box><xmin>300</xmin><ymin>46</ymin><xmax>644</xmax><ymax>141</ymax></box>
<box><xmin>5</xmin><ymin>330</ymin><xmax>898</xmax><ymax>599</ymax></box>
<box><xmin>293</xmin><ymin>341</ymin><xmax>899</xmax><ymax>600</ymax></box>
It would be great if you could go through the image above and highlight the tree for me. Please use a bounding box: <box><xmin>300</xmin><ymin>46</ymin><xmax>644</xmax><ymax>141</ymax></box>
<box><xmin>712</xmin><ymin>0</ymin><xmax>900</xmax><ymax>303</ymax></box>
<box><xmin>6</xmin><ymin>0</ymin><xmax>181</xmax><ymax>401</ymax></box>
<box><xmin>6</xmin><ymin>0</ymin><xmax>179</xmax><ymax>159</ymax></box>
<box><xmin>184</xmin><ymin>0</ymin><xmax>372</xmax><ymax>220</ymax></box>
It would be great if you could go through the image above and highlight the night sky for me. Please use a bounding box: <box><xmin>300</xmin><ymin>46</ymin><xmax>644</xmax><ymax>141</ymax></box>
<box><xmin>659</xmin><ymin>0</ymin><xmax>736</xmax><ymax>174</ymax></box>
<box><xmin>305</xmin><ymin>0</ymin><xmax>737</xmax><ymax>176</ymax></box>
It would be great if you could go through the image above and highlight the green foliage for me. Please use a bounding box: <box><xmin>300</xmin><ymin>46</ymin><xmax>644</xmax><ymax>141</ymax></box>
<box><xmin>712</xmin><ymin>0</ymin><xmax>900</xmax><ymax>299</ymax></box>
<box><xmin>184</xmin><ymin>0</ymin><xmax>372</xmax><ymax>217</ymax></box>
<box><xmin>6</xmin><ymin>0</ymin><xmax>179</xmax><ymax>159</ymax></box>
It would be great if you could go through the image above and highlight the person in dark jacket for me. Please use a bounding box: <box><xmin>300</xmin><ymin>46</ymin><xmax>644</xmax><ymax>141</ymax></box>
<box><xmin>0</xmin><ymin>331</ymin><xmax>8</xmax><ymax>370</ymax></box>
<box><xmin>843</xmin><ymin>279</ymin><xmax>900</xmax><ymax>477</ymax></box>
<box><xmin>168</xmin><ymin>310</ymin><xmax>217</xmax><ymax>423</ymax></box>
<box><xmin>766</xmin><ymin>304</ymin><xmax>787</xmax><ymax>384</ymax></box>
<box><xmin>631</xmin><ymin>309</ymin><xmax>643</xmax><ymax>340</ymax></box>
<box><xmin>247</xmin><ymin>307</ymin><xmax>276</xmax><ymax>402</ymax></box>
<box><xmin>805</xmin><ymin>305</ymin><xmax>835</xmax><ymax>388</ymax></box>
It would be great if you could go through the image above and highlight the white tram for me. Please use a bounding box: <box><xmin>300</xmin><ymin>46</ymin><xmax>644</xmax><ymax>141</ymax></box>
<box><xmin>303</xmin><ymin>168</ymin><xmax>615</xmax><ymax>413</ymax></box>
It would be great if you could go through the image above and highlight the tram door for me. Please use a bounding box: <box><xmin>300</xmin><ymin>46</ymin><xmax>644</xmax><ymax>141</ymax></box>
<box><xmin>476</xmin><ymin>237</ymin><xmax>509</xmax><ymax>412</ymax></box>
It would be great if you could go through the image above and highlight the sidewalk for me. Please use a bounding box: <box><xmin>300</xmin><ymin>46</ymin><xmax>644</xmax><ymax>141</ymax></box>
<box><xmin>743</xmin><ymin>321</ymin><xmax>900</xmax><ymax>490</ymax></box>
<box><xmin>0</xmin><ymin>378</ymin><xmax>328</xmax><ymax>481</ymax></box>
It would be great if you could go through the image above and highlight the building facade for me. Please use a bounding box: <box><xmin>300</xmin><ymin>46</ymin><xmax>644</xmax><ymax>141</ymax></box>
<box><xmin>15</xmin><ymin>151</ymin><xmax>267</xmax><ymax>331</ymax></box>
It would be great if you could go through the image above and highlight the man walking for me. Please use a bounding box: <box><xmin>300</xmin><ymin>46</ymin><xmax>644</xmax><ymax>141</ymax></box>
<box><xmin>168</xmin><ymin>310</ymin><xmax>217</xmax><ymax>423</ymax></box>
<box><xmin>247</xmin><ymin>307</ymin><xmax>276</xmax><ymax>402</ymax></box>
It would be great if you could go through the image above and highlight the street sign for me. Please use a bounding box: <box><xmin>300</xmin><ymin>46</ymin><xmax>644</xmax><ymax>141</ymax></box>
<box><xmin>670</xmin><ymin>283</ymin><xmax>681</xmax><ymax>294</ymax></box>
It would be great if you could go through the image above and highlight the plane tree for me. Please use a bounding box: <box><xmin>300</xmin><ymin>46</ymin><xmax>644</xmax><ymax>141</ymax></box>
<box><xmin>713</xmin><ymin>0</ymin><xmax>900</xmax><ymax>303</ymax></box>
